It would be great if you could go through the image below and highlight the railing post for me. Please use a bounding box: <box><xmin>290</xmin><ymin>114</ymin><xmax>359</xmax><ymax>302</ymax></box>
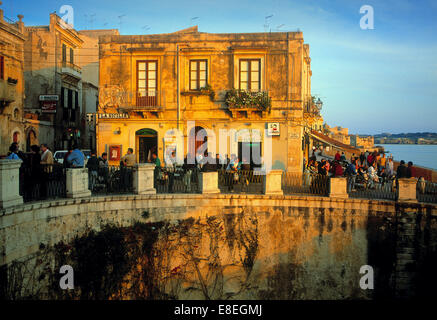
<box><xmin>329</xmin><ymin>177</ymin><xmax>348</xmax><ymax>198</ymax></box>
<box><xmin>397</xmin><ymin>178</ymin><xmax>418</xmax><ymax>203</ymax></box>
<box><xmin>66</xmin><ymin>168</ymin><xmax>91</xmax><ymax>198</ymax></box>
<box><xmin>199</xmin><ymin>171</ymin><xmax>220</xmax><ymax>194</ymax></box>
<box><xmin>263</xmin><ymin>170</ymin><xmax>283</xmax><ymax>195</ymax></box>
<box><xmin>133</xmin><ymin>163</ymin><xmax>156</xmax><ymax>194</ymax></box>
<box><xmin>0</xmin><ymin>159</ymin><xmax>23</xmax><ymax>209</ymax></box>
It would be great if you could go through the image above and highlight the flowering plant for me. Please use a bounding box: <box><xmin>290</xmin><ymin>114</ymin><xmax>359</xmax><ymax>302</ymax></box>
<box><xmin>225</xmin><ymin>89</ymin><xmax>271</xmax><ymax>112</ymax></box>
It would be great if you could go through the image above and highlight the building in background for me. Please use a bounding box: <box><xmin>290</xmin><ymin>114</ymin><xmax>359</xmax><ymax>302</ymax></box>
<box><xmin>23</xmin><ymin>13</ymin><xmax>84</xmax><ymax>151</ymax></box>
<box><xmin>78</xmin><ymin>29</ymin><xmax>119</xmax><ymax>151</ymax></box>
<box><xmin>97</xmin><ymin>26</ymin><xmax>312</xmax><ymax>173</ymax></box>
<box><xmin>0</xmin><ymin>6</ymin><xmax>25</xmax><ymax>156</ymax></box>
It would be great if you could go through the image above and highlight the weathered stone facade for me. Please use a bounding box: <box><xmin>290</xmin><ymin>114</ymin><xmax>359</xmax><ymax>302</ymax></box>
<box><xmin>0</xmin><ymin>8</ymin><xmax>25</xmax><ymax>155</ymax></box>
<box><xmin>97</xmin><ymin>26</ymin><xmax>312</xmax><ymax>173</ymax></box>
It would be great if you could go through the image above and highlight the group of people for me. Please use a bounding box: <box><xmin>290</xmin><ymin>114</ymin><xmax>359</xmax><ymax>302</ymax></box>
<box><xmin>305</xmin><ymin>149</ymin><xmax>417</xmax><ymax>193</ymax></box>
<box><xmin>6</xmin><ymin>142</ymin><xmax>56</xmax><ymax>200</ymax></box>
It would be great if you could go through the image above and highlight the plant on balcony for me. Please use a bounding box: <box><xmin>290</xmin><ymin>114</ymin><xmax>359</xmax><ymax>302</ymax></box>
<box><xmin>225</xmin><ymin>89</ymin><xmax>271</xmax><ymax>112</ymax></box>
<box><xmin>199</xmin><ymin>84</ymin><xmax>215</xmax><ymax>101</ymax></box>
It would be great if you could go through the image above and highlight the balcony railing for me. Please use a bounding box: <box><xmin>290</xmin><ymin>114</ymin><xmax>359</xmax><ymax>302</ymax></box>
<box><xmin>61</xmin><ymin>61</ymin><xmax>82</xmax><ymax>78</ymax></box>
<box><xmin>225</xmin><ymin>89</ymin><xmax>271</xmax><ymax>112</ymax></box>
<box><xmin>136</xmin><ymin>90</ymin><xmax>159</xmax><ymax>107</ymax></box>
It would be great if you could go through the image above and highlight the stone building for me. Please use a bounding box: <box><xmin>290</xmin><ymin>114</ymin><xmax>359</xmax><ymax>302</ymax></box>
<box><xmin>23</xmin><ymin>13</ymin><xmax>85</xmax><ymax>151</ymax></box>
<box><xmin>350</xmin><ymin>134</ymin><xmax>374</xmax><ymax>150</ymax></box>
<box><xmin>98</xmin><ymin>26</ymin><xmax>312</xmax><ymax>173</ymax></box>
<box><xmin>77</xmin><ymin>29</ymin><xmax>119</xmax><ymax>151</ymax></box>
<box><xmin>0</xmin><ymin>7</ymin><xmax>25</xmax><ymax>155</ymax></box>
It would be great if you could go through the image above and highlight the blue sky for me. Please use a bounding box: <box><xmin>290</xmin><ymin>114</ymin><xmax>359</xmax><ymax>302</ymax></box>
<box><xmin>5</xmin><ymin>0</ymin><xmax>437</xmax><ymax>134</ymax></box>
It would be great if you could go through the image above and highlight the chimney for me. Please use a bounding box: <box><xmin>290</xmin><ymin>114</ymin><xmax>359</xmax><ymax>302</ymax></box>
<box><xmin>17</xmin><ymin>14</ymin><xmax>24</xmax><ymax>33</ymax></box>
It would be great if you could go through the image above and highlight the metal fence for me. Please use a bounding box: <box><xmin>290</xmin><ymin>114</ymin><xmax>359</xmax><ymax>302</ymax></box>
<box><xmin>21</xmin><ymin>164</ymin><xmax>66</xmax><ymax>202</ymax></box>
<box><xmin>90</xmin><ymin>165</ymin><xmax>134</xmax><ymax>194</ymax></box>
<box><xmin>218</xmin><ymin>169</ymin><xmax>264</xmax><ymax>194</ymax></box>
<box><xmin>282</xmin><ymin>171</ymin><xmax>329</xmax><ymax>196</ymax></box>
<box><xmin>417</xmin><ymin>179</ymin><xmax>437</xmax><ymax>204</ymax></box>
<box><xmin>155</xmin><ymin>166</ymin><xmax>200</xmax><ymax>193</ymax></box>
<box><xmin>347</xmin><ymin>174</ymin><xmax>397</xmax><ymax>201</ymax></box>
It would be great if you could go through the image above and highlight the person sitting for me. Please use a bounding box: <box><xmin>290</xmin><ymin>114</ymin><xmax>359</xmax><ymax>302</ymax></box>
<box><xmin>6</xmin><ymin>144</ymin><xmax>20</xmax><ymax>160</ymax></box>
<box><xmin>66</xmin><ymin>144</ymin><xmax>85</xmax><ymax>168</ymax></box>
<box><xmin>340</xmin><ymin>152</ymin><xmax>346</xmax><ymax>162</ymax></box>
<box><xmin>406</xmin><ymin>161</ymin><xmax>415</xmax><ymax>178</ymax></box>
<box><xmin>334</xmin><ymin>161</ymin><xmax>344</xmax><ymax>177</ymax></box>
<box><xmin>396</xmin><ymin>160</ymin><xmax>408</xmax><ymax>179</ymax></box>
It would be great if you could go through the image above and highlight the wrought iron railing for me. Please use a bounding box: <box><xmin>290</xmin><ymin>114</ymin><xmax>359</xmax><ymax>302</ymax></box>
<box><xmin>417</xmin><ymin>179</ymin><xmax>437</xmax><ymax>204</ymax></box>
<box><xmin>282</xmin><ymin>171</ymin><xmax>329</xmax><ymax>196</ymax></box>
<box><xmin>155</xmin><ymin>166</ymin><xmax>200</xmax><ymax>193</ymax></box>
<box><xmin>136</xmin><ymin>90</ymin><xmax>160</xmax><ymax>107</ymax></box>
<box><xmin>218</xmin><ymin>169</ymin><xmax>264</xmax><ymax>194</ymax></box>
<box><xmin>347</xmin><ymin>173</ymin><xmax>396</xmax><ymax>201</ymax></box>
<box><xmin>21</xmin><ymin>164</ymin><xmax>66</xmax><ymax>202</ymax></box>
<box><xmin>90</xmin><ymin>165</ymin><xmax>134</xmax><ymax>194</ymax></box>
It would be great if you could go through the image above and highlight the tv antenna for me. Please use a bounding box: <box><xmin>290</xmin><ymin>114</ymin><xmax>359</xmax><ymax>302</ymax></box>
<box><xmin>264</xmin><ymin>14</ymin><xmax>273</xmax><ymax>32</ymax></box>
<box><xmin>118</xmin><ymin>14</ymin><xmax>125</xmax><ymax>33</ymax></box>
<box><xmin>190</xmin><ymin>16</ymin><xmax>199</xmax><ymax>26</ymax></box>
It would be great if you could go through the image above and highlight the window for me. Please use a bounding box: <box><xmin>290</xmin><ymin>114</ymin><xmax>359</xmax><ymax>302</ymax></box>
<box><xmin>137</xmin><ymin>61</ymin><xmax>158</xmax><ymax>106</ymax></box>
<box><xmin>239</xmin><ymin>59</ymin><xmax>261</xmax><ymax>91</ymax></box>
<box><xmin>70</xmin><ymin>48</ymin><xmax>74</xmax><ymax>64</ymax></box>
<box><xmin>189</xmin><ymin>59</ymin><xmax>207</xmax><ymax>90</ymax></box>
<box><xmin>0</xmin><ymin>56</ymin><xmax>4</xmax><ymax>79</ymax></box>
<box><xmin>62</xmin><ymin>44</ymin><xmax>67</xmax><ymax>63</ymax></box>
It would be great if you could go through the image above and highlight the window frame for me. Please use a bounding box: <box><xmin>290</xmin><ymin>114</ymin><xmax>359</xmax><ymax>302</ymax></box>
<box><xmin>136</xmin><ymin>60</ymin><xmax>158</xmax><ymax>96</ymax></box>
<box><xmin>189</xmin><ymin>59</ymin><xmax>208</xmax><ymax>91</ymax></box>
<box><xmin>238</xmin><ymin>58</ymin><xmax>261</xmax><ymax>91</ymax></box>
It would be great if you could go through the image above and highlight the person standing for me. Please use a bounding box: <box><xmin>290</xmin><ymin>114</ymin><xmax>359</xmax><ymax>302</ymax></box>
<box><xmin>386</xmin><ymin>157</ymin><xmax>394</xmax><ymax>177</ymax></box>
<box><xmin>346</xmin><ymin>160</ymin><xmax>357</xmax><ymax>192</ymax></box>
<box><xmin>359</xmin><ymin>152</ymin><xmax>365</xmax><ymax>166</ymax></box>
<box><xmin>378</xmin><ymin>153</ymin><xmax>387</xmax><ymax>173</ymax></box>
<box><xmin>335</xmin><ymin>151</ymin><xmax>341</xmax><ymax>161</ymax></box>
<box><xmin>86</xmin><ymin>151</ymin><xmax>99</xmax><ymax>191</ymax></box>
<box><xmin>27</xmin><ymin>145</ymin><xmax>42</xmax><ymax>200</ymax></box>
<box><xmin>121</xmin><ymin>148</ymin><xmax>136</xmax><ymax>191</ymax></box>
<box><xmin>40</xmin><ymin>144</ymin><xmax>54</xmax><ymax>173</ymax></box>
<box><xmin>6</xmin><ymin>144</ymin><xmax>20</xmax><ymax>160</ymax></box>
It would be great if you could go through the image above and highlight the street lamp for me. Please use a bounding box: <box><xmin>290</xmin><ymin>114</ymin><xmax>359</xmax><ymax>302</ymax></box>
<box><xmin>315</xmin><ymin>98</ymin><xmax>323</xmax><ymax>111</ymax></box>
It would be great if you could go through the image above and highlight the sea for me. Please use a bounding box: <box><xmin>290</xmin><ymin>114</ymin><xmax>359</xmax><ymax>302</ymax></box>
<box><xmin>380</xmin><ymin>144</ymin><xmax>437</xmax><ymax>170</ymax></box>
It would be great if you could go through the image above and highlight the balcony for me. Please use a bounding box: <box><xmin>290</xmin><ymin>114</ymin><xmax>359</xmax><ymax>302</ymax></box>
<box><xmin>225</xmin><ymin>89</ymin><xmax>271</xmax><ymax>118</ymax></box>
<box><xmin>98</xmin><ymin>88</ymin><xmax>164</xmax><ymax>118</ymax></box>
<box><xmin>0</xmin><ymin>78</ymin><xmax>17</xmax><ymax>105</ymax></box>
<box><xmin>61</xmin><ymin>61</ymin><xmax>82</xmax><ymax>80</ymax></box>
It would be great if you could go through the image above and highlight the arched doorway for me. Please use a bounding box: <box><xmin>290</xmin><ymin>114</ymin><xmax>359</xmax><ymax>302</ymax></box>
<box><xmin>136</xmin><ymin>128</ymin><xmax>158</xmax><ymax>163</ymax></box>
<box><xmin>189</xmin><ymin>126</ymin><xmax>208</xmax><ymax>158</ymax></box>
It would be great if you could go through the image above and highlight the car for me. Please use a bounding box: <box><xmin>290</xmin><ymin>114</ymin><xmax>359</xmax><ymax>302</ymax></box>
<box><xmin>54</xmin><ymin>149</ymin><xmax>91</xmax><ymax>165</ymax></box>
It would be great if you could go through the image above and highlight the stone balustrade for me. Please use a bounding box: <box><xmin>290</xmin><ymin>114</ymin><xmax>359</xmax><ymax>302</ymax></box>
<box><xmin>133</xmin><ymin>163</ymin><xmax>156</xmax><ymax>195</ymax></box>
<box><xmin>263</xmin><ymin>170</ymin><xmax>283</xmax><ymax>195</ymax></box>
<box><xmin>329</xmin><ymin>177</ymin><xmax>348</xmax><ymax>198</ymax></box>
<box><xmin>199</xmin><ymin>171</ymin><xmax>220</xmax><ymax>194</ymax></box>
<box><xmin>397</xmin><ymin>178</ymin><xmax>418</xmax><ymax>203</ymax></box>
<box><xmin>66</xmin><ymin>168</ymin><xmax>92</xmax><ymax>198</ymax></box>
<box><xmin>0</xmin><ymin>159</ymin><xmax>23</xmax><ymax>209</ymax></box>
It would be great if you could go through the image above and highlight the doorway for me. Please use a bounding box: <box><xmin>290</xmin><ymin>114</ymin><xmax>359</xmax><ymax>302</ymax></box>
<box><xmin>189</xmin><ymin>126</ymin><xmax>208</xmax><ymax>157</ymax></box>
<box><xmin>238</xmin><ymin>141</ymin><xmax>262</xmax><ymax>169</ymax></box>
<box><xmin>136</xmin><ymin>128</ymin><xmax>157</xmax><ymax>163</ymax></box>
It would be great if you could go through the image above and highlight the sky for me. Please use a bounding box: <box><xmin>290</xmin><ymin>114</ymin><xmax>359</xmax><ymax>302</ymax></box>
<box><xmin>4</xmin><ymin>0</ymin><xmax>437</xmax><ymax>134</ymax></box>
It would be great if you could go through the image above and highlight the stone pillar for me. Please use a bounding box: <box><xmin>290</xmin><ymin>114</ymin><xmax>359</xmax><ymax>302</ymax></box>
<box><xmin>329</xmin><ymin>177</ymin><xmax>348</xmax><ymax>198</ymax></box>
<box><xmin>0</xmin><ymin>159</ymin><xmax>23</xmax><ymax>209</ymax></box>
<box><xmin>199</xmin><ymin>171</ymin><xmax>220</xmax><ymax>194</ymax></box>
<box><xmin>133</xmin><ymin>163</ymin><xmax>156</xmax><ymax>195</ymax></box>
<box><xmin>66</xmin><ymin>168</ymin><xmax>91</xmax><ymax>198</ymax></box>
<box><xmin>263</xmin><ymin>170</ymin><xmax>283</xmax><ymax>195</ymax></box>
<box><xmin>397</xmin><ymin>178</ymin><xmax>418</xmax><ymax>202</ymax></box>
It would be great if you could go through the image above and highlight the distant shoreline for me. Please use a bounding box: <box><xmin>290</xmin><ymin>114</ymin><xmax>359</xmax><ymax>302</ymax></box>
<box><xmin>376</xmin><ymin>143</ymin><xmax>437</xmax><ymax>145</ymax></box>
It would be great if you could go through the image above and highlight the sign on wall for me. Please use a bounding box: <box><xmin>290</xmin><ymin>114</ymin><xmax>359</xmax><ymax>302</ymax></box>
<box><xmin>98</xmin><ymin>113</ymin><xmax>129</xmax><ymax>119</ymax></box>
<box><xmin>39</xmin><ymin>95</ymin><xmax>59</xmax><ymax>114</ymax></box>
<box><xmin>267</xmin><ymin>123</ymin><xmax>280</xmax><ymax>136</ymax></box>
<box><xmin>109</xmin><ymin>145</ymin><xmax>122</xmax><ymax>161</ymax></box>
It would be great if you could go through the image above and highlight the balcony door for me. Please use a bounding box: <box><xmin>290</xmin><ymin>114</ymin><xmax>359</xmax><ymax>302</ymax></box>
<box><xmin>137</xmin><ymin>60</ymin><xmax>157</xmax><ymax>107</ymax></box>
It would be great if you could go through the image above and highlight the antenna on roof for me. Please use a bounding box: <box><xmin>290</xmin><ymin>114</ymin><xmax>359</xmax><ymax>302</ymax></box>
<box><xmin>142</xmin><ymin>25</ymin><xmax>150</xmax><ymax>33</ymax></box>
<box><xmin>264</xmin><ymin>14</ymin><xmax>273</xmax><ymax>32</ymax></box>
<box><xmin>118</xmin><ymin>14</ymin><xmax>125</xmax><ymax>33</ymax></box>
<box><xmin>190</xmin><ymin>16</ymin><xmax>199</xmax><ymax>27</ymax></box>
